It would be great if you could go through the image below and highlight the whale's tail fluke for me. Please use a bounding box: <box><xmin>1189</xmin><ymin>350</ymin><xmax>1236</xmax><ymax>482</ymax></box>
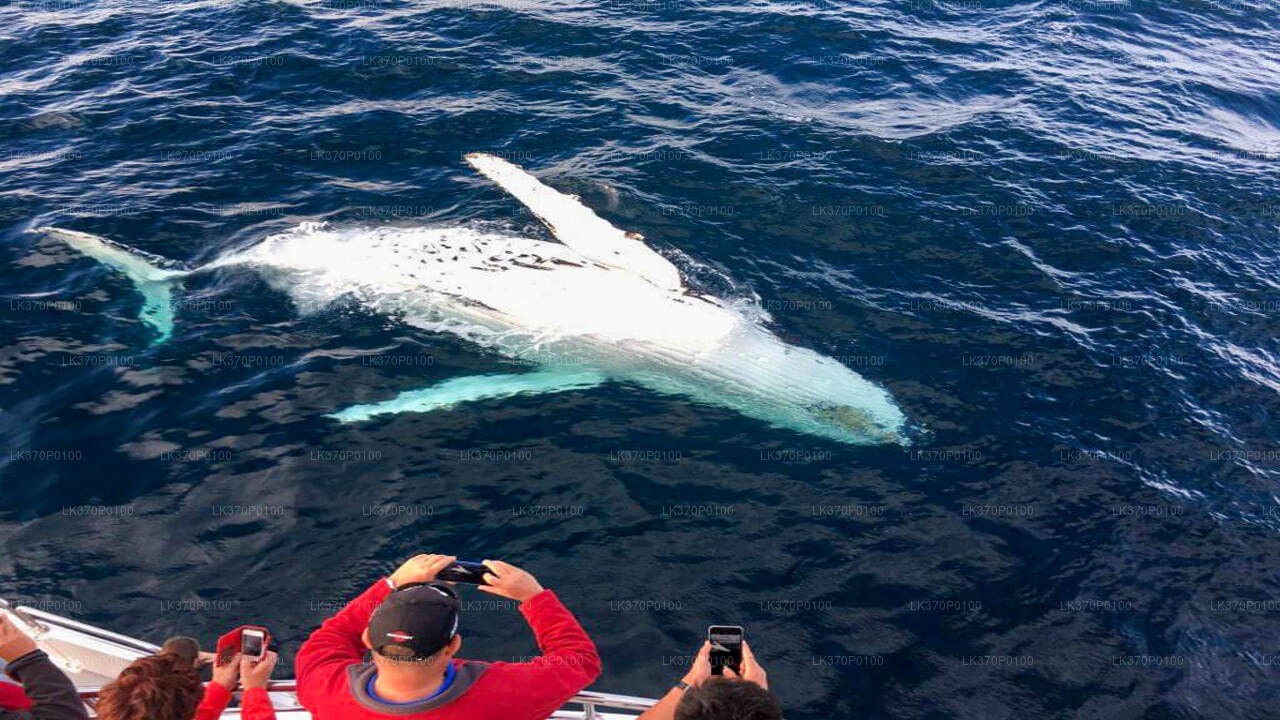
<box><xmin>39</xmin><ymin>227</ymin><xmax>190</xmax><ymax>344</ymax></box>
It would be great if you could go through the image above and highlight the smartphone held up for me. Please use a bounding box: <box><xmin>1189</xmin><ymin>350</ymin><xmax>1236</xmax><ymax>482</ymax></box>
<box><xmin>436</xmin><ymin>560</ymin><xmax>492</xmax><ymax>585</ymax></box>
<box><xmin>708</xmin><ymin>625</ymin><xmax>743</xmax><ymax>676</ymax></box>
<box><xmin>241</xmin><ymin>627</ymin><xmax>267</xmax><ymax>661</ymax></box>
<box><xmin>215</xmin><ymin>625</ymin><xmax>271</xmax><ymax>665</ymax></box>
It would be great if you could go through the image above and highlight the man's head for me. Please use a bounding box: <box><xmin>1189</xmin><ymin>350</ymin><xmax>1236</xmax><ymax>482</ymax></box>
<box><xmin>362</xmin><ymin>583</ymin><xmax>464</xmax><ymax>673</ymax></box>
<box><xmin>159</xmin><ymin>636</ymin><xmax>200</xmax><ymax>666</ymax></box>
<box><xmin>676</xmin><ymin>677</ymin><xmax>783</xmax><ymax>720</ymax></box>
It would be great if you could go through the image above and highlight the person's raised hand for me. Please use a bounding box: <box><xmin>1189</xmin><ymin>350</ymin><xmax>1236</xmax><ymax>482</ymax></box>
<box><xmin>724</xmin><ymin>640</ymin><xmax>767</xmax><ymax>689</ymax></box>
<box><xmin>390</xmin><ymin>554</ymin><xmax>457</xmax><ymax>588</ymax></box>
<box><xmin>478</xmin><ymin>559</ymin><xmax>545</xmax><ymax>603</ymax></box>
<box><xmin>240</xmin><ymin>651</ymin><xmax>278</xmax><ymax>690</ymax></box>
<box><xmin>212</xmin><ymin>652</ymin><xmax>241</xmax><ymax>691</ymax></box>
<box><xmin>680</xmin><ymin>641</ymin><xmax>714</xmax><ymax>688</ymax></box>
<box><xmin>0</xmin><ymin>615</ymin><xmax>37</xmax><ymax>662</ymax></box>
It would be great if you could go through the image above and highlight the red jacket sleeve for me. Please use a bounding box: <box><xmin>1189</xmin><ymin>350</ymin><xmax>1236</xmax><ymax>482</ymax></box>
<box><xmin>194</xmin><ymin>684</ymin><xmax>276</xmax><ymax>720</ymax></box>
<box><xmin>241</xmin><ymin>687</ymin><xmax>276</xmax><ymax>720</ymax></box>
<box><xmin>511</xmin><ymin>589</ymin><xmax>603</xmax><ymax>719</ymax></box>
<box><xmin>295</xmin><ymin>578</ymin><xmax>392</xmax><ymax>709</ymax></box>
<box><xmin>194</xmin><ymin>683</ymin><xmax>231</xmax><ymax>720</ymax></box>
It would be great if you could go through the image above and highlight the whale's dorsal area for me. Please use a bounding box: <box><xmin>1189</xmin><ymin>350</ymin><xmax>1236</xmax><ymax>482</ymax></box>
<box><xmin>465</xmin><ymin>153</ymin><xmax>684</xmax><ymax>293</ymax></box>
<box><xmin>230</xmin><ymin>223</ymin><xmax>737</xmax><ymax>352</ymax></box>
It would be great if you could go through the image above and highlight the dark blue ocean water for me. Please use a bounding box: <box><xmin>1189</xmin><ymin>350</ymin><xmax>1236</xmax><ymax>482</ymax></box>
<box><xmin>2</xmin><ymin>0</ymin><xmax>1279</xmax><ymax>717</ymax></box>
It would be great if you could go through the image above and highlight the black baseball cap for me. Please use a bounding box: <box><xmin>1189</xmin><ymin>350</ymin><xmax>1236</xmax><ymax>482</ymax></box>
<box><xmin>368</xmin><ymin>583</ymin><xmax>461</xmax><ymax>660</ymax></box>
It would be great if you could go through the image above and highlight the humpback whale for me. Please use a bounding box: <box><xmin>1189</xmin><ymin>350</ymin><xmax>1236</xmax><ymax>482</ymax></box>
<box><xmin>41</xmin><ymin>154</ymin><xmax>908</xmax><ymax>445</ymax></box>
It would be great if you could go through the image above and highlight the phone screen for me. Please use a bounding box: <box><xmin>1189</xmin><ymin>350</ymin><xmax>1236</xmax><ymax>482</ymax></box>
<box><xmin>241</xmin><ymin>631</ymin><xmax>265</xmax><ymax>659</ymax></box>
<box><xmin>708</xmin><ymin>625</ymin><xmax>743</xmax><ymax>676</ymax></box>
<box><xmin>436</xmin><ymin>561</ymin><xmax>491</xmax><ymax>585</ymax></box>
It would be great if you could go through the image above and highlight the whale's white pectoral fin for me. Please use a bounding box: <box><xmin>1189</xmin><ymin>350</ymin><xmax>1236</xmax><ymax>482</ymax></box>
<box><xmin>326</xmin><ymin>367</ymin><xmax>608</xmax><ymax>423</ymax></box>
<box><xmin>464</xmin><ymin>152</ymin><xmax>684</xmax><ymax>292</ymax></box>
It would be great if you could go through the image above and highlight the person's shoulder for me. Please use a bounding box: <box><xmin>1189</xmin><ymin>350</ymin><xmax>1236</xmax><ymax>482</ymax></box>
<box><xmin>304</xmin><ymin>684</ymin><xmax>372</xmax><ymax>716</ymax></box>
<box><xmin>300</xmin><ymin>662</ymin><xmax>370</xmax><ymax>707</ymax></box>
<box><xmin>453</xmin><ymin>658</ymin><xmax>495</xmax><ymax>677</ymax></box>
<box><xmin>470</xmin><ymin>653</ymin><xmax>591</xmax><ymax>676</ymax></box>
<box><xmin>466</xmin><ymin>657</ymin><xmax>546</xmax><ymax>684</ymax></box>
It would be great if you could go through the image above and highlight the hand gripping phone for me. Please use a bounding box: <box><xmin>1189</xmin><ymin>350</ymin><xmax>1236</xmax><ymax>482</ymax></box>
<box><xmin>708</xmin><ymin>625</ymin><xmax>743</xmax><ymax>676</ymax></box>
<box><xmin>216</xmin><ymin>625</ymin><xmax>270</xmax><ymax>665</ymax></box>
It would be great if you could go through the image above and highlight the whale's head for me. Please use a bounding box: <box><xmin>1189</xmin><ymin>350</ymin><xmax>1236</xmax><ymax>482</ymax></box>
<box><xmin>805</xmin><ymin>400</ymin><xmax>906</xmax><ymax>445</ymax></box>
<box><xmin>653</xmin><ymin>328</ymin><xmax>909</xmax><ymax>446</ymax></box>
<box><xmin>773</xmin><ymin>353</ymin><xmax>908</xmax><ymax>446</ymax></box>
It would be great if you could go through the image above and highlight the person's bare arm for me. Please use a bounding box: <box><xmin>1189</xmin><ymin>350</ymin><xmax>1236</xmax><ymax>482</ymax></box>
<box><xmin>637</xmin><ymin>641</ymin><xmax>712</xmax><ymax>720</ymax></box>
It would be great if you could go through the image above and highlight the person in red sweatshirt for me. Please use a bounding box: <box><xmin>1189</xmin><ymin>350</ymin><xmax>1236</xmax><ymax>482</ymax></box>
<box><xmin>296</xmin><ymin>553</ymin><xmax>601</xmax><ymax>720</ymax></box>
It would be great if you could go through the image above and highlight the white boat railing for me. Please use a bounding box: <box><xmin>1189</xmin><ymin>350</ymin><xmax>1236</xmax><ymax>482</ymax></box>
<box><xmin>72</xmin><ymin>683</ymin><xmax>656</xmax><ymax>719</ymax></box>
<box><xmin>2</xmin><ymin>599</ymin><xmax>656</xmax><ymax>719</ymax></box>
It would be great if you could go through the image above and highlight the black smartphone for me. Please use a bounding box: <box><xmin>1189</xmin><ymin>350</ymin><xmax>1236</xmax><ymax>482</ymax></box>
<box><xmin>708</xmin><ymin>625</ymin><xmax>744</xmax><ymax>676</ymax></box>
<box><xmin>436</xmin><ymin>560</ymin><xmax>491</xmax><ymax>585</ymax></box>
